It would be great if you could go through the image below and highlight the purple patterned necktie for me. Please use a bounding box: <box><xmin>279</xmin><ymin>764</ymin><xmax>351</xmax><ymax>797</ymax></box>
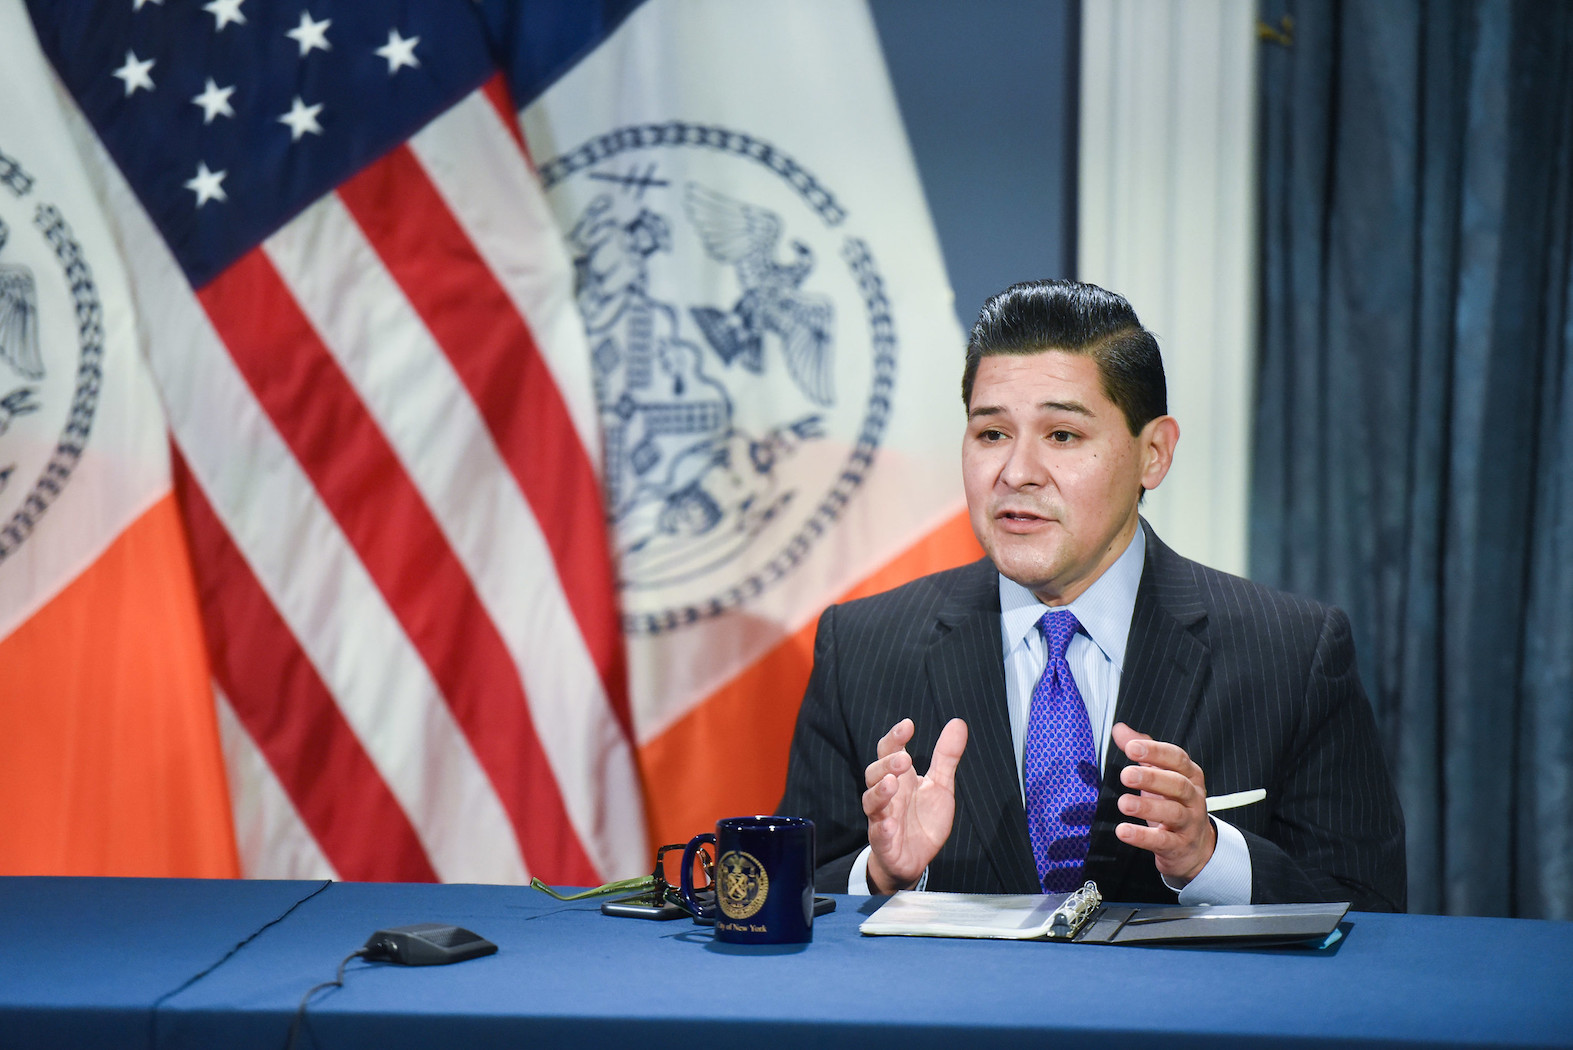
<box><xmin>1023</xmin><ymin>609</ymin><xmax>1100</xmax><ymax>893</ymax></box>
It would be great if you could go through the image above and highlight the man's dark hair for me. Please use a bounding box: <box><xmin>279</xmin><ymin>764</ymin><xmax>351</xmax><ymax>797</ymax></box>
<box><xmin>962</xmin><ymin>279</ymin><xmax>1167</xmax><ymax>435</ymax></box>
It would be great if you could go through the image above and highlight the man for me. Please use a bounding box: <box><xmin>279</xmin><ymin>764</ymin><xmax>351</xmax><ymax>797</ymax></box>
<box><xmin>779</xmin><ymin>279</ymin><xmax>1405</xmax><ymax>910</ymax></box>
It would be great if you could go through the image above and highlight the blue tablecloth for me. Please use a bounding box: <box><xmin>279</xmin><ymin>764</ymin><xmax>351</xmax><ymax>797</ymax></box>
<box><xmin>2</xmin><ymin>877</ymin><xmax>1569</xmax><ymax>1049</ymax></box>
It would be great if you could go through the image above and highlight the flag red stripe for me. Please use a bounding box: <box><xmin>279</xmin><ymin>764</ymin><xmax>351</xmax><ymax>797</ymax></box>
<box><xmin>195</xmin><ymin>249</ymin><xmax>599</xmax><ymax>883</ymax></box>
<box><xmin>336</xmin><ymin>145</ymin><xmax>633</xmax><ymax>740</ymax></box>
<box><xmin>481</xmin><ymin>73</ymin><xmax>530</xmax><ymax>159</ymax></box>
<box><xmin>172</xmin><ymin>451</ymin><xmax>438</xmax><ymax>882</ymax></box>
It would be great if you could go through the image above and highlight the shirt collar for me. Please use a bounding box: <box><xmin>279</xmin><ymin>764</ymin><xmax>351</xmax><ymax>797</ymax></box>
<box><xmin>997</xmin><ymin>525</ymin><xmax>1146</xmax><ymax>669</ymax></box>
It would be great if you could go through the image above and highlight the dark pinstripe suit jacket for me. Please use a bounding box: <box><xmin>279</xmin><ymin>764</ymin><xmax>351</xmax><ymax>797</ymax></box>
<box><xmin>779</xmin><ymin>523</ymin><xmax>1407</xmax><ymax>911</ymax></box>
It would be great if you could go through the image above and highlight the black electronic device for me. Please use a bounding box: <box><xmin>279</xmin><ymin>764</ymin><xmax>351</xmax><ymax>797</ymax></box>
<box><xmin>601</xmin><ymin>892</ymin><xmax>837</xmax><ymax>922</ymax></box>
<box><xmin>683</xmin><ymin>894</ymin><xmax>837</xmax><ymax>927</ymax></box>
<box><xmin>601</xmin><ymin>890</ymin><xmax>690</xmax><ymax>920</ymax></box>
<box><xmin>360</xmin><ymin>923</ymin><xmax>497</xmax><ymax>965</ymax></box>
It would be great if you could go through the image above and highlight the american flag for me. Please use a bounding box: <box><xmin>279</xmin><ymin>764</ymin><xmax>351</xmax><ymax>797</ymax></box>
<box><xmin>25</xmin><ymin>0</ymin><xmax>648</xmax><ymax>883</ymax></box>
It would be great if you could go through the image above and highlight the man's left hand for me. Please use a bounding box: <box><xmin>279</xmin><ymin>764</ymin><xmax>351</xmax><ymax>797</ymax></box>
<box><xmin>1111</xmin><ymin>721</ymin><xmax>1215</xmax><ymax>885</ymax></box>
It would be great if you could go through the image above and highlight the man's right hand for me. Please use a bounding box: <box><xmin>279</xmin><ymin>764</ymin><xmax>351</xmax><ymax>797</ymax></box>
<box><xmin>862</xmin><ymin>717</ymin><xmax>969</xmax><ymax>894</ymax></box>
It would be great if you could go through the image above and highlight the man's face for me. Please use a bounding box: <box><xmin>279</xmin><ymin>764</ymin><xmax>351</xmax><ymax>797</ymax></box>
<box><xmin>963</xmin><ymin>351</ymin><xmax>1176</xmax><ymax>605</ymax></box>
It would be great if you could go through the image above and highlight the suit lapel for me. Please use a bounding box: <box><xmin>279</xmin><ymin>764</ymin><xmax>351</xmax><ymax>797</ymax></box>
<box><xmin>924</xmin><ymin>560</ymin><xmax>1037</xmax><ymax>893</ymax></box>
<box><xmin>1085</xmin><ymin>524</ymin><xmax>1212</xmax><ymax>895</ymax></box>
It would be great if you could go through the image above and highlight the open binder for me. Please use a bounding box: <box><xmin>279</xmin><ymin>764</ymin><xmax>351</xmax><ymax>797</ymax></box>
<box><xmin>858</xmin><ymin>883</ymin><xmax>1350</xmax><ymax>948</ymax></box>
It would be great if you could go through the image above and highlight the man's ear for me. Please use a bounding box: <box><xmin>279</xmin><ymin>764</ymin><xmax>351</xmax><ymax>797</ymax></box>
<box><xmin>1138</xmin><ymin>415</ymin><xmax>1180</xmax><ymax>492</ymax></box>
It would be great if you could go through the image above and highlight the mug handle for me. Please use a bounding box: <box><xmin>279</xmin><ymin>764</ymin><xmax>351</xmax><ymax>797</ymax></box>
<box><xmin>680</xmin><ymin>833</ymin><xmax>718</xmax><ymax>920</ymax></box>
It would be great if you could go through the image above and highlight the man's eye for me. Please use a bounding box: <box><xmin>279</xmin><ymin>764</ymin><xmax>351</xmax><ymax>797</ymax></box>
<box><xmin>1048</xmin><ymin>430</ymin><xmax>1076</xmax><ymax>443</ymax></box>
<box><xmin>978</xmin><ymin>428</ymin><xmax>1006</xmax><ymax>442</ymax></box>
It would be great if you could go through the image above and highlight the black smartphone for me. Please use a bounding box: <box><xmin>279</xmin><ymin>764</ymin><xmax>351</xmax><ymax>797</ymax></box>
<box><xmin>600</xmin><ymin>891</ymin><xmax>689</xmax><ymax>920</ymax></box>
<box><xmin>601</xmin><ymin>893</ymin><xmax>838</xmax><ymax>921</ymax></box>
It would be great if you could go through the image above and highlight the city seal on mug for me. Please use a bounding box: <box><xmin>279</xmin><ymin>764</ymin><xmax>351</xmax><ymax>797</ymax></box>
<box><xmin>717</xmin><ymin>849</ymin><xmax>769</xmax><ymax>920</ymax></box>
<box><xmin>682</xmin><ymin>815</ymin><xmax>814</xmax><ymax>944</ymax></box>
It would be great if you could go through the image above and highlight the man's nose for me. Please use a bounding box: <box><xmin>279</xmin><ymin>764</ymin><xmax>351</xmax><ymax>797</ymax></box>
<box><xmin>999</xmin><ymin>438</ymin><xmax>1049</xmax><ymax>489</ymax></box>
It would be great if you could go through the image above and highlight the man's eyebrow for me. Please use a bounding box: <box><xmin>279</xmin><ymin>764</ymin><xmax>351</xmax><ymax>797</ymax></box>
<box><xmin>967</xmin><ymin>400</ymin><xmax>1094</xmax><ymax>421</ymax></box>
<box><xmin>1038</xmin><ymin>399</ymin><xmax>1093</xmax><ymax>416</ymax></box>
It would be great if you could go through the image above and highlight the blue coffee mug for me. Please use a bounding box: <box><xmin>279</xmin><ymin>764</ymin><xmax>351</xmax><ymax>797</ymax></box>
<box><xmin>681</xmin><ymin>815</ymin><xmax>815</xmax><ymax>944</ymax></box>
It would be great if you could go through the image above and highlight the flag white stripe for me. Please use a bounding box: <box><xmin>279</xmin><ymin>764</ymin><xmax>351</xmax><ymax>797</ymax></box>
<box><xmin>73</xmin><ymin>124</ymin><xmax>528</xmax><ymax>884</ymax></box>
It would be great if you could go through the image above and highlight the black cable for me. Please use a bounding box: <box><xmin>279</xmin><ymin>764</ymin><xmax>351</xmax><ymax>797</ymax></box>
<box><xmin>150</xmin><ymin>879</ymin><xmax>335</xmax><ymax>1049</ymax></box>
<box><xmin>284</xmin><ymin>947</ymin><xmax>368</xmax><ymax>1050</ymax></box>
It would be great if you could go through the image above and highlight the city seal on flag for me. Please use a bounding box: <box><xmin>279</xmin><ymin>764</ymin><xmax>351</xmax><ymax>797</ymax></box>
<box><xmin>540</xmin><ymin>124</ymin><xmax>898</xmax><ymax>635</ymax></box>
<box><xmin>0</xmin><ymin>144</ymin><xmax>103</xmax><ymax>563</ymax></box>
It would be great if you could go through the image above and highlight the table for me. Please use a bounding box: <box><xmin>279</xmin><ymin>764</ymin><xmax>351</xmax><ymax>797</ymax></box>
<box><xmin>2</xmin><ymin>877</ymin><xmax>1569</xmax><ymax>1048</ymax></box>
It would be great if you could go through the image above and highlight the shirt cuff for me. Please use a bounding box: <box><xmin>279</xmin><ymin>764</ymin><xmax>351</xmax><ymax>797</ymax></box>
<box><xmin>849</xmin><ymin>845</ymin><xmax>872</xmax><ymax>894</ymax></box>
<box><xmin>1163</xmin><ymin>817</ymin><xmax>1251</xmax><ymax>905</ymax></box>
<box><xmin>848</xmin><ymin>846</ymin><xmax>929</xmax><ymax>894</ymax></box>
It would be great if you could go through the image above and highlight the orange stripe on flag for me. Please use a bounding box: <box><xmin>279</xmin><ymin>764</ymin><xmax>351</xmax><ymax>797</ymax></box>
<box><xmin>0</xmin><ymin>494</ymin><xmax>239</xmax><ymax>877</ymax></box>
<box><xmin>637</xmin><ymin>510</ymin><xmax>982</xmax><ymax>848</ymax></box>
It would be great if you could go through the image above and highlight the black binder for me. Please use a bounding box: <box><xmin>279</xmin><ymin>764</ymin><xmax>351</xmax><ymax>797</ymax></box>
<box><xmin>859</xmin><ymin>882</ymin><xmax>1350</xmax><ymax>949</ymax></box>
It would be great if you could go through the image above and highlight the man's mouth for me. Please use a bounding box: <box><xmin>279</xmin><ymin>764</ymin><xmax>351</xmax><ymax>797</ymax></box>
<box><xmin>995</xmin><ymin>508</ymin><xmax>1054</xmax><ymax>530</ymax></box>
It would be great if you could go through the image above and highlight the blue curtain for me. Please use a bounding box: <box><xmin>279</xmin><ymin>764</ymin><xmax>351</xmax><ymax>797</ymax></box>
<box><xmin>1253</xmin><ymin>0</ymin><xmax>1573</xmax><ymax>918</ymax></box>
